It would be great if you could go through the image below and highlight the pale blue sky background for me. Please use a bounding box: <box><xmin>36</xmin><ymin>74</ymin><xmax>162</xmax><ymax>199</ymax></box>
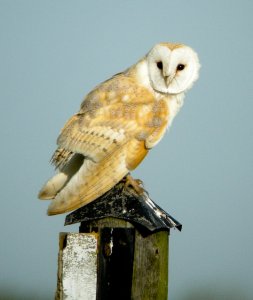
<box><xmin>0</xmin><ymin>1</ymin><xmax>252</xmax><ymax>299</ymax></box>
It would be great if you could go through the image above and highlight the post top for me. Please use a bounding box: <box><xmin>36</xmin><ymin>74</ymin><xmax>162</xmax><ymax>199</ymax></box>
<box><xmin>65</xmin><ymin>181</ymin><xmax>182</xmax><ymax>233</ymax></box>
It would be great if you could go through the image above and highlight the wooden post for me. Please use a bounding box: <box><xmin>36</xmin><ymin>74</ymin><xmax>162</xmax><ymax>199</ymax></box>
<box><xmin>55</xmin><ymin>181</ymin><xmax>181</xmax><ymax>300</ymax></box>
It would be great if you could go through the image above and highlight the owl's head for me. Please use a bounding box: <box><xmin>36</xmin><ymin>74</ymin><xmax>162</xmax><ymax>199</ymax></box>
<box><xmin>146</xmin><ymin>43</ymin><xmax>200</xmax><ymax>94</ymax></box>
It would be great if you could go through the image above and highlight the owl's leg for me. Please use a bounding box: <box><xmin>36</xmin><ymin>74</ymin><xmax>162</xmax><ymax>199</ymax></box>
<box><xmin>123</xmin><ymin>174</ymin><xmax>144</xmax><ymax>195</ymax></box>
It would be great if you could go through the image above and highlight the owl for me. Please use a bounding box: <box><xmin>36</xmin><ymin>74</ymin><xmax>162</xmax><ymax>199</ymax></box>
<box><xmin>39</xmin><ymin>42</ymin><xmax>200</xmax><ymax>215</ymax></box>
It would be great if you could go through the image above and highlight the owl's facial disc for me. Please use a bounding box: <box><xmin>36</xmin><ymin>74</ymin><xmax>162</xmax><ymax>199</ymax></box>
<box><xmin>147</xmin><ymin>44</ymin><xmax>200</xmax><ymax>94</ymax></box>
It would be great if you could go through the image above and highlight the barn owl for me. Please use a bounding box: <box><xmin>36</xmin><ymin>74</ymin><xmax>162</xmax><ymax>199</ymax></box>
<box><xmin>39</xmin><ymin>42</ymin><xmax>200</xmax><ymax>215</ymax></box>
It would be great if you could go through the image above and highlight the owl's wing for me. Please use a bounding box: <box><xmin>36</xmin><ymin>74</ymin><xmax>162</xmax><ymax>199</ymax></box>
<box><xmin>54</xmin><ymin>112</ymin><xmax>129</xmax><ymax>165</ymax></box>
<box><xmin>39</xmin><ymin>75</ymin><xmax>159</xmax><ymax>215</ymax></box>
<box><xmin>51</xmin><ymin>73</ymin><xmax>149</xmax><ymax>167</ymax></box>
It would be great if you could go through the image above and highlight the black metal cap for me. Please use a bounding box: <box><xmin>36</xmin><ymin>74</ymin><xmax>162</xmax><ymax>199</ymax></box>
<box><xmin>65</xmin><ymin>181</ymin><xmax>182</xmax><ymax>233</ymax></box>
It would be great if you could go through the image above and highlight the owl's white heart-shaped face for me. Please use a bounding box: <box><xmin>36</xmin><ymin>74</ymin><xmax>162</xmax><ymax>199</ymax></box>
<box><xmin>147</xmin><ymin>44</ymin><xmax>200</xmax><ymax>94</ymax></box>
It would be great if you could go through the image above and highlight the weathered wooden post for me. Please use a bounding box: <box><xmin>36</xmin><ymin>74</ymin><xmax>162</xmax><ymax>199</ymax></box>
<box><xmin>55</xmin><ymin>180</ymin><xmax>181</xmax><ymax>300</ymax></box>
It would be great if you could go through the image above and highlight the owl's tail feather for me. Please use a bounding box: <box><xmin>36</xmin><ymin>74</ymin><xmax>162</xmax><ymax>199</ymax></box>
<box><xmin>38</xmin><ymin>154</ymin><xmax>85</xmax><ymax>200</ymax></box>
<box><xmin>38</xmin><ymin>172</ymin><xmax>68</xmax><ymax>200</ymax></box>
<box><xmin>46</xmin><ymin>147</ymin><xmax>129</xmax><ymax>215</ymax></box>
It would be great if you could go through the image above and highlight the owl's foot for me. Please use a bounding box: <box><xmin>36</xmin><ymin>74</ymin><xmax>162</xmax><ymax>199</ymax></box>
<box><xmin>123</xmin><ymin>174</ymin><xmax>144</xmax><ymax>195</ymax></box>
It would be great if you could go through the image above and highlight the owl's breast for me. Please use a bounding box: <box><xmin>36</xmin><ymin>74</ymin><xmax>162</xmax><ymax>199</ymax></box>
<box><xmin>166</xmin><ymin>93</ymin><xmax>185</xmax><ymax>128</ymax></box>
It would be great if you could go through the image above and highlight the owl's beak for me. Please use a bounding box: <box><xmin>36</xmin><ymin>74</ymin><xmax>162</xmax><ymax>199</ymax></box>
<box><xmin>164</xmin><ymin>74</ymin><xmax>174</xmax><ymax>87</ymax></box>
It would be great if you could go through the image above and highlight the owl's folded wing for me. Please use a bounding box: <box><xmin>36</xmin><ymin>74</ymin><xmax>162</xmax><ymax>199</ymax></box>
<box><xmin>39</xmin><ymin>81</ymin><xmax>156</xmax><ymax>215</ymax></box>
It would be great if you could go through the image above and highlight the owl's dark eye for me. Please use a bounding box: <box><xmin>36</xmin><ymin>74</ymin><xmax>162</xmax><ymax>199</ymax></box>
<box><xmin>156</xmin><ymin>61</ymin><xmax>163</xmax><ymax>70</ymax></box>
<box><xmin>177</xmin><ymin>64</ymin><xmax>185</xmax><ymax>71</ymax></box>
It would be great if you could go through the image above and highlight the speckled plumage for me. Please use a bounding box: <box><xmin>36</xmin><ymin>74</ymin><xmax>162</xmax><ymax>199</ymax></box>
<box><xmin>39</xmin><ymin>42</ymin><xmax>200</xmax><ymax>215</ymax></box>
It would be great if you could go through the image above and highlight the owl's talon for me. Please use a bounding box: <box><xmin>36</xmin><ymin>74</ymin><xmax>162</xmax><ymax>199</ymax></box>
<box><xmin>134</xmin><ymin>179</ymin><xmax>143</xmax><ymax>186</ymax></box>
<box><xmin>124</xmin><ymin>175</ymin><xmax>144</xmax><ymax>195</ymax></box>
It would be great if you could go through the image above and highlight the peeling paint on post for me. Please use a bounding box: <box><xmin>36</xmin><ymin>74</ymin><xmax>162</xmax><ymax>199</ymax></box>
<box><xmin>56</xmin><ymin>233</ymin><xmax>98</xmax><ymax>300</ymax></box>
